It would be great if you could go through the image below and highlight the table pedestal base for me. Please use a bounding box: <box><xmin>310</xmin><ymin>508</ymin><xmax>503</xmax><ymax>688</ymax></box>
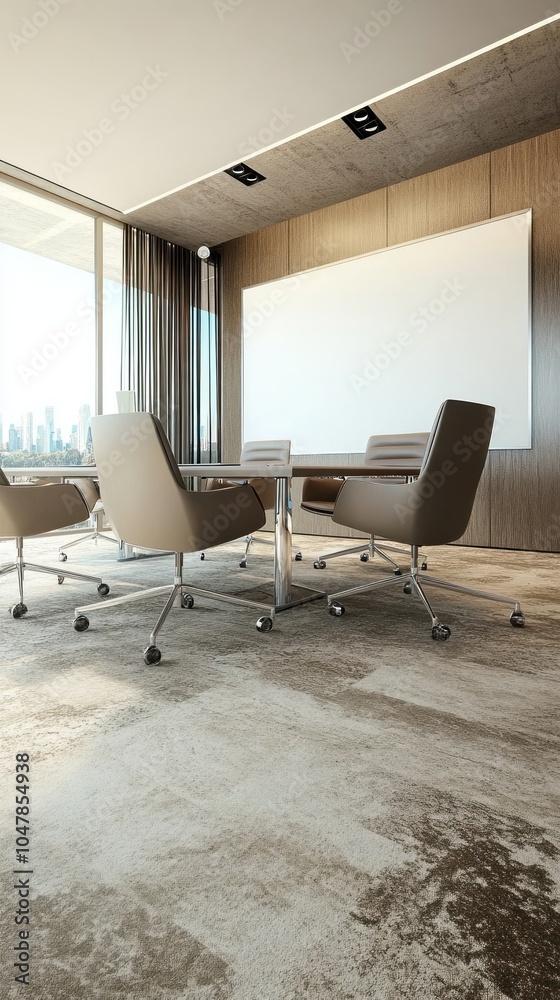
<box><xmin>237</xmin><ymin>583</ymin><xmax>325</xmax><ymax>614</ymax></box>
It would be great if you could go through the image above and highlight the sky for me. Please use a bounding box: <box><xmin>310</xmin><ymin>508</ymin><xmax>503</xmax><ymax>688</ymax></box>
<box><xmin>0</xmin><ymin>243</ymin><xmax>121</xmax><ymax>446</ymax></box>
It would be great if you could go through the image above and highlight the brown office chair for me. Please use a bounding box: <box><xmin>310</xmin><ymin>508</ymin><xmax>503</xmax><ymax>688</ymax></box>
<box><xmin>327</xmin><ymin>399</ymin><xmax>525</xmax><ymax>639</ymax></box>
<box><xmin>206</xmin><ymin>440</ymin><xmax>301</xmax><ymax>567</ymax></box>
<box><xmin>72</xmin><ymin>413</ymin><xmax>272</xmax><ymax>664</ymax></box>
<box><xmin>301</xmin><ymin>433</ymin><xmax>430</xmax><ymax>574</ymax></box>
<box><xmin>0</xmin><ymin>467</ymin><xmax>109</xmax><ymax>618</ymax></box>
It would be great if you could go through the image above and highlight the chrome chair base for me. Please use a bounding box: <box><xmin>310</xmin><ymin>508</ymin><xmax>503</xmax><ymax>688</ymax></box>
<box><xmin>73</xmin><ymin>552</ymin><xmax>293</xmax><ymax>663</ymax></box>
<box><xmin>2</xmin><ymin>537</ymin><xmax>108</xmax><ymax>618</ymax></box>
<box><xmin>327</xmin><ymin>545</ymin><xmax>524</xmax><ymax>639</ymax></box>
<box><xmin>59</xmin><ymin>513</ymin><xmax>119</xmax><ymax>560</ymax></box>
<box><xmin>240</xmin><ymin>533</ymin><xmax>302</xmax><ymax>569</ymax></box>
<box><xmin>314</xmin><ymin>535</ymin><xmax>427</xmax><ymax>574</ymax></box>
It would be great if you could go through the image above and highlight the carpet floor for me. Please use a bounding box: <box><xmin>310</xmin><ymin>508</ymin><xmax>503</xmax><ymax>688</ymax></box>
<box><xmin>0</xmin><ymin>532</ymin><xmax>559</xmax><ymax>1000</ymax></box>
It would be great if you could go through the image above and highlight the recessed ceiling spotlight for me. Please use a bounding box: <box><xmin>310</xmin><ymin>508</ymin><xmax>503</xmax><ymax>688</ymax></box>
<box><xmin>197</xmin><ymin>245</ymin><xmax>211</xmax><ymax>259</ymax></box>
<box><xmin>342</xmin><ymin>106</ymin><xmax>386</xmax><ymax>140</ymax></box>
<box><xmin>225</xmin><ymin>162</ymin><xmax>266</xmax><ymax>186</ymax></box>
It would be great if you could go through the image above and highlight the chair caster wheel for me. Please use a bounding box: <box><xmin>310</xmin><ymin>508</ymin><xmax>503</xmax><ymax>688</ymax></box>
<box><xmin>328</xmin><ymin>601</ymin><xmax>345</xmax><ymax>616</ymax></box>
<box><xmin>393</xmin><ymin>567</ymin><xmax>402</xmax><ymax>576</ymax></box>
<box><xmin>294</xmin><ymin>552</ymin><xmax>302</xmax><ymax>561</ymax></box>
<box><xmin>181</xmin><ymin>593</ymin><xmax>194</xmax><ymax>609</ymax></box>
<box><xmin>73</xmin><ymin>615</ymin><xmax>89</xmax><ymax>632</ymax></box>
<box><xmin>432</xmin><ymin>624</ymin><xmax>451</xmax><ymax>641</ymax></box>
<box><xmin>256</xmin><ymin>616</ymin><xmax>273</xmax><ymax>632</ymax></box>
<box><xmin>59</xmin><ymin>552</ymin><xmax>67</xmax><ymax>562</ymax></box>
<box><xmin>314</xmin><ymin>560</ymin><xmax>326</xmax><ymax>569</ymax></box>
<box><xmin>359</xmin><ymin>552</ymin><xmax>369</xmax><ymax>562</ymax></box>
<box><xmin>239</xmin><ymin>559</ymin><xmax>247</xmax><ymax>568</ymax></box>
<box><xmin>58</xmin><ymin>575</ymin><xmax>65</xmax><ymax>585</ymax></box>
<box><xmin>510</xmin><ymin>610</ymin><xmax>525</xmax><ymax>628</ymax></box>
<box><xmin>421</xmin><ymin>561</ymin><xmax>428</xmax><ymax>571</ymax></box>
<box><xmin>10</xmin><ymin>603</ymin><xmax>28</xmax><ymax>619</ymax></box>
<box><xmin>403</xmin><ymin>583</ymin><xmax>413</xmax><ymax>594</ymax></box>
<box><xmin>200</xmin><ymin>552</ymin><xmax>205</xmax><ymax>560</ymax></box>
<box><xmin>143</xmin><ymin>645</ymin><xmax>161</xmax><ymax>665</ymax></box>
<box><xmin>97</xmin><ymin>583</ymin><xmax>110</xmax><ymax>597</ymax></box>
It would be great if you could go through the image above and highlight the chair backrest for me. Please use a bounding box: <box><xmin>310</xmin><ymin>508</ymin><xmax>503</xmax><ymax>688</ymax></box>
<box><xmin>90</xmin><ymin>412</ymin><xmax>190</xmax><ymax>548</ymax></box>
<box><xmin>410</xmin><ymin>398</ymin><xmax>495</xmax><ymax>542</ymax></box>
<box><xmin>240</xmin><ymin>440</ymin><xmax>291</xmax><ymax>464</ymax></box>
<box><xmin>363</xmin><ymin>432</ymin><xmax>430</xmax><ymax>470</ymax></box>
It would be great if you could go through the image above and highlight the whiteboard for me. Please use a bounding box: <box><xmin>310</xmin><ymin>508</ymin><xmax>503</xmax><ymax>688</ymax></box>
<box><xmin>242</xmin><ymin>211</ymin><xmax>532</xmax><ymax>453</ymax></box>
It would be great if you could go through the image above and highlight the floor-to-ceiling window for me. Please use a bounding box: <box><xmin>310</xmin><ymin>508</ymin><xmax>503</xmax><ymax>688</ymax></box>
<box><xmin>0</xmin><ymin>176</ymin><xmax>221</xmax><ymax>473</ymax></box>
<box><xmin>0</xmin><ymin>179</ymin><xmax>124</xmax><ymax>469</ymax></box>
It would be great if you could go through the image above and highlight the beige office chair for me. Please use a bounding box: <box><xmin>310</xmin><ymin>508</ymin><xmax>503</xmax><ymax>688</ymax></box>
<box><xmin>72</xmin><ymin>413</ymin><xmax>273</xmax><ymax>664</ymax></box>
<box><xmin>206</xmin><ymin>440</ymin><xmax>301</xmax><ymax>567</ymax></box>
<box><xmin>0</xmin><ymin>467</ymin><xmax>110</xmax><ymax>618</ymax></box>
<box><xmin>59</xmin><ymin>479</ymin><xmax>119</xmax><ymax>561</ymax></box>
<box><xmin>301</xmin><ymin>433</ymin><xmax>430</xmax><ymax>574</ymax></box>
<box><xmin>327</xmin><ymin>399</ymin><xmax>525</xmax><ymax>639</ymax></box>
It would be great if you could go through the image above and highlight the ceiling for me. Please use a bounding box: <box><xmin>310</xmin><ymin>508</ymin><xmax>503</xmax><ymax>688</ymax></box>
<box><xmin>0</xmin><ymin>1</ymin><xmax>559</xmax><ymax>249</ymax></box>
<box><xmin>127</xmin><ymin>19</ymin><xmax>560</xmax><ymax>248</ymax></box>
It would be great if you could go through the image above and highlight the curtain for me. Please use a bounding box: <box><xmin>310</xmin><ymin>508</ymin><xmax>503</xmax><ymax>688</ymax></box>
<box><xmin>121</xmin><ymin>226</ymin><xmax>220</xmax><ymax>463</ymax></box>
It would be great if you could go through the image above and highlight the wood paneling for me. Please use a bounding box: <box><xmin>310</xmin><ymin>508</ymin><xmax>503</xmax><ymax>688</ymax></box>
<box><xmin>489</xmin><ymin>131</ymin><xmax>560</xmax><ymax>551</ymax></box>
<box><xmin>387</xmin><ymin>155</ymin><xmax>490</xmax><ymax>245</ymax></box>
<box><xmin>289</xmin><ymin>189</ymin><xmax>387</xmax><ymax>273</ymax></box>
<box><xmin>220</xmin><ymin>133</ymin><xmax>560</xmax><ymax>550</ymax></box>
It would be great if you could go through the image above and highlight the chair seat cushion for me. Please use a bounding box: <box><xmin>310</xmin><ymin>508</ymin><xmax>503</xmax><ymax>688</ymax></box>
<box><xmin>300</xmin><ymin>500</ymin><xmax>336</xmax><ymax>515</ymax></box>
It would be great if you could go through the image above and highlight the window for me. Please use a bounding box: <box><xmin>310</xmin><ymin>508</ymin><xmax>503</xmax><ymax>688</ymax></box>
<box><xmin>0</xmin><ymin>179</ymin><xmax>123</xmax><ymax>469</ymax></box>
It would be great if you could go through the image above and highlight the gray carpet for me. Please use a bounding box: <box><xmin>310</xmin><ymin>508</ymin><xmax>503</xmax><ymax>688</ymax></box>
<box><xmin>1</xmin><ymin>532</ymin><xmax>559</xmax><ymax>1000</ymax></box>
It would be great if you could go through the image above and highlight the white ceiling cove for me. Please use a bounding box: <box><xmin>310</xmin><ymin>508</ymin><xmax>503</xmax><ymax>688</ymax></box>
<box><xmin>0</xmin><ymin>0</ymin><xmax>556</xmax><ymax>214</ymax></box>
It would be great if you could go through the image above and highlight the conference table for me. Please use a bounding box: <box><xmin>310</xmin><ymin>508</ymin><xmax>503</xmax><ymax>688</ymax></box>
<box><xmin>7</xmin><ymin>461</ymin><xmax>420</xmax><ymax>621</ymax></box>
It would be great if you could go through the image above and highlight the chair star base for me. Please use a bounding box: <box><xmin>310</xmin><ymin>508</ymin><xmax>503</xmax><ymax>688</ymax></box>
<box><xmin>2</xmin><ymin>536</ymin><xmax>108</xmax><ymax>618</ymax></box>
<box><xmin>73</xmin><ymin>551</ymin><xmax>300</xmax><ymax>663</ymax></box>
<box><xmin>327</xmin><ymin>545</ymin><xmax>524</xmax><ymax>639</ymax></box>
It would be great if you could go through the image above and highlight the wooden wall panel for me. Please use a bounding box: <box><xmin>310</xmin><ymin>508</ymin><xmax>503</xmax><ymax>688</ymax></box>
<box><xmin>387</xmin><ymin>155</ymin><xmax>490</xmax><ymax>245</ymax></box>
<box><xmin>289</xmin><ymin>189</ymin><xmax>387</xmax><ymax>273</ymax></box>
<box><xmin>219</xmin><ymin>133</ymin><xmax>560</xmax><ymax>550</ymax></box>
<box><xmin>489</xmin><ymin>131</ymin><xmax>560</xmax><ymax>551</ymax></box>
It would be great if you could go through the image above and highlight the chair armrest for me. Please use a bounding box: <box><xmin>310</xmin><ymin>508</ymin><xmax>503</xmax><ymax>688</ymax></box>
<box><xmin>0</xmin><ymin>483</ymin><xmax>90</xmax><ymax>538</ymax></box>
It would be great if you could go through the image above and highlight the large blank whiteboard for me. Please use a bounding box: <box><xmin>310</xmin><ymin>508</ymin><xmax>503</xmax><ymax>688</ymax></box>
<box><xmin>242</xmin><ymin>211</ymin><xmax>531</xmax><ymax>453</ymax></box>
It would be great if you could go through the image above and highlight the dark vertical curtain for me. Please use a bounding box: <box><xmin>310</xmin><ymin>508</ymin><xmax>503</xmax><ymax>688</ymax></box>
<box><xmin>121</xmin><ymin>225</ymin><xmax>220</xmax><ymax>463</ymax></box>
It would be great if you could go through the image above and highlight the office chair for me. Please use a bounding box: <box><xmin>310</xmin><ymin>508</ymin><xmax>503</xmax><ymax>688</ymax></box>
<box><xmin>301</xmin><ymin>433</ymin><xmax>430</xmax><ymax>574</ymax></box>
<box><xmin>0</xmin><ymin>467</ymin><xmax>109</xmax><ymax>618</ymax></box>
<box><xmin>72</xmin><ymin>413</ymin><xmax>270</xmax><ymax>664</ymax></box>
<box><xmin>58</xmin><ymin>479</ymin><xmax>119</xmax><ymax>561</ymax></box>
<box><xmin>205</xmin><ymin>440</ymin><xmax>301</xmax><ymax>567</ymax></box>
<box><xmin>326</xmin><ymin>399</ymin><xmax>525</xmax><ymax>639</ymax></box>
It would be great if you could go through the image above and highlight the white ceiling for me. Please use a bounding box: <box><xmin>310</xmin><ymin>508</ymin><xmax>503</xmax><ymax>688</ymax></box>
<box><xmin>0</xmin><ymin>0</ymin><xmax>556</xmax><ymax>214</ymax></box>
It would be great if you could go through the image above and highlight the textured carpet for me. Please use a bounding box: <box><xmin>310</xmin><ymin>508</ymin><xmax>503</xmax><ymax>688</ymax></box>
<box><xmin>0</xmin><ymin>533</ymin><xmax>559</xmax><ymax>1000</ymax></box>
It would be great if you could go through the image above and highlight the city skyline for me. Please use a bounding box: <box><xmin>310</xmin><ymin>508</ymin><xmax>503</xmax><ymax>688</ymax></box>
<box><xmin>0</xmin><ymin>402</ymin><xmax>92</xmax><ymax>459</ymax></box>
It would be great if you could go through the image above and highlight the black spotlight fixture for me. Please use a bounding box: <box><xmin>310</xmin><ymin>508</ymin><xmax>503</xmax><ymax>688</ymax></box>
<box><xmin>224</xmin><ymin>162</ymin><xmax>266</xmax><ymax>186</ymax></box>
<box><xmin>342</xmin><ymin>106</ymin><xmax>386</xmax><ymax>140</ymax></box>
